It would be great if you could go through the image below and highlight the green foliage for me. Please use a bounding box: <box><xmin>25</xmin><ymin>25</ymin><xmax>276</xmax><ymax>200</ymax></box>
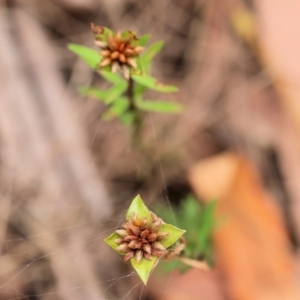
<box><xmin>136</xmin><ymin>99</ymin><xmax>184</xmax><ymax>113</ymax></box>
<box><xmin>131</xmin><ymin>75</ymin><xmax>178</xmax><ymax>93</ymax></box>
<box><xmin>138</xmin><ymin>34</ymin><xmax>151</xmax><ymax>46</ymax></box>
<box><xmin>68</xmin><ymin>30</ymin><xmax>183</xmax><ymax>128</ymax></box>
<box><xmin>155</xmin><ymin>194</ymin><xmax>216</xmax><ymax>273</ymax></box>
<box><xmin>142</xmin><ymin>41</ymin><xmax>164</xmax><ymax>72</ymax></box>
<box><xmin>103</xmin><ymin>97</ymin><xmax>129</xmax><ymax>120</ymax></box>
<box><xmin>68</xmin><ymin>44</ymin><xmax>100</xmax><ymax>69</ymax></box>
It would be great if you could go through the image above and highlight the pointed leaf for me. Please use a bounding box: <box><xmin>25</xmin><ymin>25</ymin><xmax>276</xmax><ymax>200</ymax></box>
<box><xmin>103</xmin><ymin>97</ymin><xmax>129</xmax><ymax>120</ymax></box>
<box><xmin>120</xmin><ymin>112</ymin><xmax>136</xmax><ymax>125</ymax></box>
<box><xmin>126</xmin><ymin>195</ymin><xmax>152</xmax><ymax>224</ymax></box>
<box><xmin>138</xmin><ymin>34</ymin><xmax>151</xmax><ymax>46</ymax></box>
<box><xmin>198</xmin><ymin>199</ymin><xmax>217</xmax><ymax>253</ymax></box>
<box><xmin>158</xmin><ymin>224</ymin><xmax>185</xmax><ymax>249</ymax></box>
<box><xmin>132</xmin><ymin>75</ymin><xmax>178</xmax><ymax>93</ymax></box>
<box><xmin>79</xmin><ymin>87</ymin><xmax>109</xmax><ymax>104</ymax></box>
<box><xmin>100</xmin><ymin>71</ymin><xmax>127</xmax><ymax>86</ymax></box>
<box><xmin>102</xmin><ymin>27</ymin><xmax>114</xmax><ymax>40</ymax></box>
<box><xmin>134</xmin><ymin>55</ymin><xmax>145</xmax><ymax>74</ymax></box>
<box><xmin>131</xmin><ymin>256</ymin><xmax>158</xmax><ymax>285</ymax></box>
<box><xmin>68</xmin><ymin>44</ymin><xmax>100</xmax><ymax>69</ymax></box>
<box><xmin>144</xmin><ymin>41</ymin><xmax>164</xmax><ymax>58</ymax></box>
<box><xmin>136</xmin><ymin>100</ymin><xmax>184</xmax><ymax>113</ymax></box>
<box><xmin>134</xmin><ymin>83</ymin><xmax>147</xmax><ymax>98</ymax></box>
<box><xmin>142</xmin><ymin>41</ymin><xmax>164</xmax><ymax>72</ymax></box>
<box><xmin>121</xmin><ymin>30</ymin><xmax>137</xmax><ymax>41</ymax></box>
<box><xmin>105</xmin><ymin>84</ymin><xmax>128</xmax><ymax>103</ymax></box>
<box><xmin>104</xmin><ymin>232</ymin><xmax>124</xmax><ymax>254</ymax></box>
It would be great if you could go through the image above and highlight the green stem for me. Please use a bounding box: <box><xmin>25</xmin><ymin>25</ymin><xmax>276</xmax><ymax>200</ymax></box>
<box><xmin>127</xmin><ymin>76</ymin><xmax>143</xmax><ymax>146</ymax></box>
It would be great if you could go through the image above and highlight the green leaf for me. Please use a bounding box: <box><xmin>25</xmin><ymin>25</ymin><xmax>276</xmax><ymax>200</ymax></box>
<box><xmin>79</xmin><ymin>87</ymin><xmax>109</xmax><ymax>104</ymax></box>
<box><xmin>142</xmin><ymin>41</ymin><xmax>164</xmax><ymax>71</ymax></box>
<box><xmin>103</xmin><ymin>97</ymin><xmax>129</xmax><ymax>120</ymax></box>
<box><xmin>102</xmin><ymin>27</ymin><xmax>113</xmax><ymax>40</ymax></box>
<box><xmin>100</xmin><ymin>71</ymin><xmax>127</xmax><ymax>86</ymax></box>
<box><xmin>136</xmin><ymin>100</ymin><xmax>184</xmax><ymax>113</ymax></box>
<box><xmin>121</xmin><ymin>30</ymin><xmax>137</xmax><ymax>40</ymax></box>
<box><xmin>126</xmin><ymin>195</ymin><xmax>152</xmax><ymax>225</ymax></box>
<box><xmin>80</xmin><ymin>84</ymin><xmax>127</xmax><ymax>105</ymax></box>
<box><xmin>134</xmin><ymin>83</ymin><xmax>147</xmax><ymax>99</ymax></box>
<box><xmin>131</xmin><ymin>256</ymin><xmax>158</xmax><ymax>285</ymax></box>
<box><xmin>132</xmin><ymin>75</ymin><xmax>178</xmax><ymax>93</ymax></box>
<box><xmin>134</xmin><ymin>55</ymin><xmax>145</xmax><ymax>74</ymax></box>
<box><xmin>138</xmin><ymin>34</ymin><xmax>151</xmax><ymax>46</ymax></box>
<box><xmin>93</xmin><ymin>72</ymin><xmax>128</xmax><ymax>104</ymax></box>
<box><xmin>158</xmin><ymin>224</ymin><xmax>185</xmax><ymax>249</ymax></box>
<box><xmin>120</xmin><ymin>112</ymin><xmax>136</xmax><ymax>125</ymax></box>
<box><xmin>105</xmin><ymin>84</ymin><xmax>128</xmax><ymax>104</ymax></box>
<box><xmin>68</xmin><ymin>44</ymin><xmax>100</xmax><ymax>69</ymax></box>
<box><xmin>180</xmin><ymin>195</ymin><xmax>202</xmax><ymax>231</ymax></box>
<box><xmin>104</xmin><ymin>232</ymin><xmax>123</xmax><ymax>254</ymax></box>
<box><xmin>159</xmin><ymin>260</ymin><xmax>191</xmax><ymax>274</ymax></box>
<box><xmin>92</xmin><ymin>26</ymin><xmax>113</xmax><ymax>41</ymax></box>
<box><xmin>197</xmin><ymin>200</ymin><xmax>217</xmax><ymax>253</ymax></box>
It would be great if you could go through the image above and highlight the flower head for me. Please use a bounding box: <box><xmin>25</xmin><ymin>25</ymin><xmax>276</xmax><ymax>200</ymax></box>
<box><xmin>91</xmin><ymin>23</ymin><xmax>144</xmax><ymax>79</ymax></box>
<box><xmin>104</xmin><ymin>195</ymin><xmax>185</xmax><ymax>285</ymax></box>
<box><xmin>115</xmin><ymin>212</ymin><xmax>169</xmax><ymax>262</ymax></box>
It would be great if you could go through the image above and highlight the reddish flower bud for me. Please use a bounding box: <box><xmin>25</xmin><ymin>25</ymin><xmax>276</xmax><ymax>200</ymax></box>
<box><xmin>153</xmin><ymin>242</ymin><xmax>166</xmax><ymax>251</ymax></box>
<box><xmin>99</xmin><ymin>58</ymin><xmax>111</xmax><ymax>67</ymax></box>
<box><xmin>111</xmin><ymin>61</ymin><xmax>119</xmax><ymax>73</ymax></box>
<box><xmin>147</xmin><ymin>233</ymin><xmax>157</xmax><ymax>242</ymax></box>
<box><xmin>118</xmin><ymin>43</ymin><xmax>125</xmax><ymax>52</ymax></box>
<box><xmin>127</xmin><ymin>58</ymin><xmax>137</xmax><ymax>69</ymax></box>
<box><xmin>100</xmin><ymin>50</ymin><xmax>111</xmax><ymax>57</ymax></box>
<box><xmin>157</xmin><ymin>232</ymin><xmax>169</xmax><ymax>240</ymax></box>
<box><xmin>151</xmin><ymin>219</ymin><xmax>162</xmax><ymax>233</ymax></box>
<box><xmin>141</xmin><ymin>218</ymin><xmax>148</xmax><ymax>229</ymax></box>
<box><xmin>116</xmin><ymin>230</ymin><xmax>129</xmax><ymax>237</ymax></box>
<box><xmin>124</xmin><ymin>48</ymin><xmax>135</xmax><ymax>56</ymax></box>
<box><xmin>140</xmin><ymin>229</ymin><xmax>150</xmax><ymax>238</ymax></box>
<box><xmin>110</xmin><ymin>51</ymin><xmax>120</xmax><ymax>60</ymax></box>
<box><xmin>123</xmin><ymin>235</ymin><xmax>138</xmax><ymax>242</ymax></box>
<box><xmin>122</xmin><ymin>65</ymin><xmax>130</xmax><ymax>79</ymax></box>
<box><xmin>119</xmin><ymin>53</ymin><xmax>127</xmax><ymax>63</ymax></box>
<box><xmin>128</xmin><ymin>240</ymin><xmax>138</xmax><ymax>249</ymax></box>
<box><xmin>144</xmin><ymin>252</ymin><xmax>153</xmax><ymax>260</ymax></box>
<box><xmin>135</xmin><ymin>250</ymin><xmax>143</xmax><ymax>262</ymax></box>
<box><xmin>117</xmin><ymin>243</ymin><xmax>128</xmax><ymax>252</ymax></box>
<box><xmin>108</xmin><ymin>36</ymin><xmax>118</xmax><ymax>51</ymax></box>
<box><xmin>114</xmin><ymin>238</ymin><xmax>123</xmax><ymax>244</ymax></box>
<box><xmin>143</xmin><ymin>243</ymin><xmax>151</xmax><ymax>254</ymax></box>
<box><xmin>134</xmin><ymin>46</ymin><xmax>144</xmax><ymax>53</ymax></box>
<box><xmin>94</xmin><ymin>40</ymin><xmax>107</xmax><ymax>48</ymax></box>
<box><xmin>128</xmin><ymin>223</ymin><xmax>141</xmax><ymax>236</ymax></box>
<box><xmin>152</xmin><ymin>249</ymin><xmax>167</xmax><ymax>258</ymax></box>
<box><xmin>124</xmin><ymin>251</ymin><xmax>135</xmax><ymax>261</ymax></box>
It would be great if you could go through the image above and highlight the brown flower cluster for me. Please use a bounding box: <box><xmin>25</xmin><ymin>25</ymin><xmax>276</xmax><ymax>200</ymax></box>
<box><xmin>115</xmin><ymin>212</ymin><xmax>169</xmax><ymax>262</ymax></box>
<box><xmin>91</xmin><ymin>23</ymin><xmax>144</xmax><ymax>79</ymax></box>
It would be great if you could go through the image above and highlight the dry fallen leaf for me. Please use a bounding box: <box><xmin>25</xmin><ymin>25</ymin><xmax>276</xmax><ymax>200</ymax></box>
<box><xmin>149</xmin><ymin>269</ymin><xmax>225</xmax><ymax>300</ymax></box>
<box><xmin>189</xmin><ymin>152</ymin><xmax>300</xmax><ymax>300</ymax></box>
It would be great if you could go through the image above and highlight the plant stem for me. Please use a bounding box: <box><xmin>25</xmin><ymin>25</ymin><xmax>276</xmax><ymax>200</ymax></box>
<box><xmin>127</xmin><ymin>76</ymin><xmax>143</xmax><ymax>146</ymax></box>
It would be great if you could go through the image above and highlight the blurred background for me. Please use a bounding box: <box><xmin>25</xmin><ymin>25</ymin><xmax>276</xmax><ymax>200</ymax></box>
<box><xmin>1</xmin><ymin>0</ymin><xmax>300</xmax><ymax>299</ymax></box>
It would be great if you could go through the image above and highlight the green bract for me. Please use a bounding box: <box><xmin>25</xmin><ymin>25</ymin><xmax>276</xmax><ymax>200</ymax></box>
<box><xmin>104</xmin><ymin>195</ymin><xmax>185</xmax><ymax>285</ymax></box>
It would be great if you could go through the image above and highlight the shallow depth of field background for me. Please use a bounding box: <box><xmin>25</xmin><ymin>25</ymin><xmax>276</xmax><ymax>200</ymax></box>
<box><xmin>1</xmin><ymin>0</ymin><xmax>300</xmax><ymax>299</ymax></box>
